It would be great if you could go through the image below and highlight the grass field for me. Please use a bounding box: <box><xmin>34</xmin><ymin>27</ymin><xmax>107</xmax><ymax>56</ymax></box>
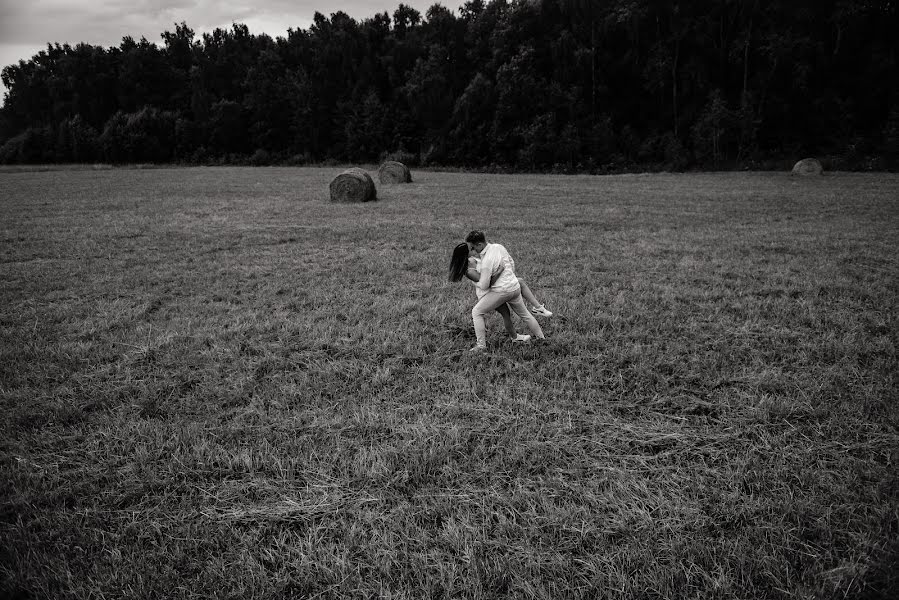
<box><xmin>1</xmin><ymin>166</ymin><xmax>897</xmax><ymax>599</ymax></box>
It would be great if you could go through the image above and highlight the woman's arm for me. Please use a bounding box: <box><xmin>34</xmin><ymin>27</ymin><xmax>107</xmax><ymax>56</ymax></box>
<box><xmin>468</xmin><ymin>268</ymin><xmax>504</xmax><ymax>284</ymax></box>
<box><xmin>464</xmin><ymin>257</ymin><xmax>480</xmax><ymax>282</ymax></box>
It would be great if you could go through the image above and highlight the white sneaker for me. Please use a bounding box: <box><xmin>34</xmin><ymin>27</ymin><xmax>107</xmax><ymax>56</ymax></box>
<box><xmin>469</xmin><ymin>344</ymin><xmax>487</xmax><ymax>352</ymax></box>
<box><xmin>510</xmin><ymin>334</ymin><xmax>531</xmax><ymax>343</ymax></box>
<box><xmin>530</xmin><ymin>305</ymin><xmax>553</xmax><ymax>317</ymax></box>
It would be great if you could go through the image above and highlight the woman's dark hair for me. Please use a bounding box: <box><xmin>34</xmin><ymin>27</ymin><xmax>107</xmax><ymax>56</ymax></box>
<box><xmin>449</xmin><ymin>243</ymin><xmax>471</xmax><ymax>282</ymax></box>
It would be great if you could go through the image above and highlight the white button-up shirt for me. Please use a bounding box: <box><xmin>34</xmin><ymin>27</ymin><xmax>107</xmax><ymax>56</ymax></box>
<box><xmin>476</xmin><ymin>243</ymin><xmax>520</xmax><ymax>294</ymax></box>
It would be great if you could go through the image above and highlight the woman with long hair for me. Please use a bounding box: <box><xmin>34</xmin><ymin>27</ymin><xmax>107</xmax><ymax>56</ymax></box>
<box><xmin>449</xmin><ymin>241</ymin><xmax>552</xmax><ymax>350</ymax></box>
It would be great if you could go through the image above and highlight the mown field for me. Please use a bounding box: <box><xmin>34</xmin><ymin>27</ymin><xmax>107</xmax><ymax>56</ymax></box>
<box><xmin>1</xmin><ymin>166</ymin><xmax>897</xmax><ymax>599</ymax></box>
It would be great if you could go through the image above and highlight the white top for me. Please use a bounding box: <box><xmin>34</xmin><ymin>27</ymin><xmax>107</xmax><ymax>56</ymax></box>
<box><xmin>468</xmin><ymin>257</ymin><xmax>487</xmax><ymax>299</ymax></box>
<box><xmin>476</xmin><ymin>243</ymin><xmax>520</xmax><ymax>294</ymax></box>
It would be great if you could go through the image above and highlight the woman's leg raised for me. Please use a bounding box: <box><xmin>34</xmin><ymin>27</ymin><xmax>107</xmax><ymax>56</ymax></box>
<box><xmin>517</xmin><ymin>278</ymin><xmax>540</xmax><ymax>307</ymax></box>
<box><xmin>517</xmin><ymin>277</ymin><xmax>552</xmax><ymax>316</ymax></box>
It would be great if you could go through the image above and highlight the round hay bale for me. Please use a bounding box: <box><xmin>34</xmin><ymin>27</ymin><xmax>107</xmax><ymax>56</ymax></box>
<box><xmin>792</xmin><ymin>158</ymin><xmax>823</xmax><ymax>176</ymax></box>
<box><xmin>329</xmin><ymin>168</ymin><xmax>377</xmax><ymax>202</ymax></box>
<box><xmin>378</xmin><ymin>161</ymin><xmax>412</xmax><ymax>184</ymax></box>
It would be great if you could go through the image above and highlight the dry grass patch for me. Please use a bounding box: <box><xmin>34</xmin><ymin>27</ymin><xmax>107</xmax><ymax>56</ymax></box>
<box><xmin>1</xmin><ymin>167</ymin><xmax>897</xmax><ymax>599</ymax></box>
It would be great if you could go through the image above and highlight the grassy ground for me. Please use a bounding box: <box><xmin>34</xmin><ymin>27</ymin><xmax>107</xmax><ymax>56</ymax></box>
<box><xmin>1</xmin><ymin>166</ymin><xmax>897</xmax><ymax>599</ymax></box>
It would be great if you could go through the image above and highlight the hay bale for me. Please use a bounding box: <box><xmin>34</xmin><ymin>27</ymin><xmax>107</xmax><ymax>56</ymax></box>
<box><xmin>378</xmin><ymin>161</ymin><xmax>412</xmax><ymax>184</ymax></box>
<box><xmin>329</xmin><ymin>168</ymin><xmax>377</xmax><ymax>202</ymax></box>
<box><xmin>792</xmin><ymin>158</ymin><xmax>823</xmax><ymax>176</ymax></box>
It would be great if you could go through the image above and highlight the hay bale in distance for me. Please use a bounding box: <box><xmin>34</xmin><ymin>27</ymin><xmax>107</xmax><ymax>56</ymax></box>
<box><xmin>329</xmin><ymin>168</ymin><xmax>377</xmax><ymax>202</ymax></box>
<box><xmin>792</xmin><ymin>158</ymin><xmax>824</xmax><ymax>176</ymax></box>
<box><xmin>378</xmin><ymin>161</ymin><xmax>412</xmax><ymax>184</ymax></box>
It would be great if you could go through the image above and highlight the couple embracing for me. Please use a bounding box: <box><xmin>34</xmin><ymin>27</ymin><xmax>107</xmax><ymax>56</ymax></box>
<box><xmin>449</xmin><ymin>230</ymin><xmax>553</xmax><ymax>352</ymax></box>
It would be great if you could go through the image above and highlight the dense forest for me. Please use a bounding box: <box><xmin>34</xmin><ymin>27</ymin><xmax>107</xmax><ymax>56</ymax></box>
<box><xmin>1</xmin><ymin>0</ymin><xmax>897</xmax><ymax>171</ymax></box>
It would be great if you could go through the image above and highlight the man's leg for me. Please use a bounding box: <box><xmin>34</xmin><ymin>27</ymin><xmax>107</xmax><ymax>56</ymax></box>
<box><xmin>472</xmin><ymin>290</ymin><xmax>516</xmax><ymax>347</ymax></box>
<box><xmin>505</xmin><ymin>292</ymin><xmax>545</xmax><ymax>339</ymax></box>
<box><xmin>496</xmin><ymin>303</ymin><xmax>517</xmax><ymax>339</ymax></box>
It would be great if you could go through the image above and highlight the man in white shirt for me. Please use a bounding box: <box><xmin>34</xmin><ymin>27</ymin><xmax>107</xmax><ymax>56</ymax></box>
<box><xmin>465</xmin><ymin>230</ymin><xmax>545</xmax><ymax>352</ymax></box>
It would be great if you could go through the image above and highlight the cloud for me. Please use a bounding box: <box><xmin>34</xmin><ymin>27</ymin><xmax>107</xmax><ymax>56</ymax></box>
<box><xmin>1</xmin><ymin>1</ymin><xmax>255</xmax><ymax>46</ymax></box>
<box><xmin>0</xmin><ymin>1</ymin><xmax>441</xmax><ymax>48</ymax></box>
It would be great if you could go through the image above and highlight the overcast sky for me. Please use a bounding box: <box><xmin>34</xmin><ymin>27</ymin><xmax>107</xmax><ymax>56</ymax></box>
<box><xmin>0</xmin><ymin>1</ymin><xmax>446</xmax><ymax>97</ymax></box>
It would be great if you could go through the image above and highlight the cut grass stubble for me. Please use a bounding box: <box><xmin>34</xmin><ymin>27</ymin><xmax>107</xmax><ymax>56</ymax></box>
<box><xmin>1</xmin><ymin>167</ymin><xmax>897</xmax><ymax>598</ymax></box>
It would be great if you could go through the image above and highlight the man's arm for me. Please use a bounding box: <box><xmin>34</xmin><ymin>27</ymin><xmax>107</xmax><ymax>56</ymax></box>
<box><xmin>489</xmin><ymin>263</ymin><xmax>504</xmax><ymax>286</ymax></box>
<box><xmin>476</xmin><ymin>262</ymin><xmax>492</xmax><ymax>290</ymax></box>
<box><xmin>477</xmin><ymin>265</ymin><xmax>504</xmax><ymax>289</ymax></box>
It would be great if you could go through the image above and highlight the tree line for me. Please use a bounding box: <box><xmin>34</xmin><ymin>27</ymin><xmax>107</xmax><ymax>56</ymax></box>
<box><xmin>1</xmin><ymin>0</ymin><xmax>897</xmax><ymax>171</ymax></box>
